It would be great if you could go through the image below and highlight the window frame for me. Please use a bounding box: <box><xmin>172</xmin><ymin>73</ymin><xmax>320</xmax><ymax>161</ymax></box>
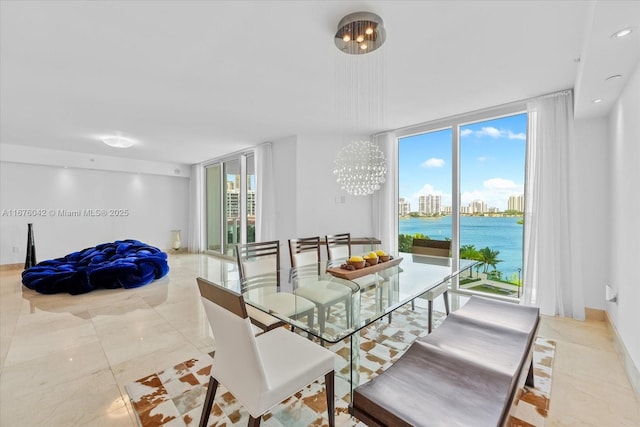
<box><xmin>395</xmin><ymin>101</ymin><xmax>527</xmax><ymax>299</ymax></box>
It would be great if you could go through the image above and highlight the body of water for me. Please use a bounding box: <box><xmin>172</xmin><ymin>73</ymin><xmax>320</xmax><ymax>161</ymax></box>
<box><xmin>399</xmin><ymin>216</ymin><xmax>523</xmax><ymax>280</ymax></box>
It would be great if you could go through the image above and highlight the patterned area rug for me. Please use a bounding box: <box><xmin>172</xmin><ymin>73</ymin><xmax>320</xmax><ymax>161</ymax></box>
<box><xmin>126</xmin><ymin>305</ymin><xmax>555</xmax><ymax>427</ymax></box>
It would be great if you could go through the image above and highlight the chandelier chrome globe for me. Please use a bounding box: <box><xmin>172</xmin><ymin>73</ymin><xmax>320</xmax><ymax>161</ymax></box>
<box><xmin>334</xmin><ymin>140</ymin><xmax>387</xmax><ymax>196</ymax></box>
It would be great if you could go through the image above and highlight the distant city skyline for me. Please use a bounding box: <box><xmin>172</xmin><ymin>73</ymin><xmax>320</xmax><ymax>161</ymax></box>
<box><xmin>399</xmin><ymin>113</ymin><xmax>527</xmax><ymax>212</ymax></box>
<box><xmin>399</xmin><ymin>193</ymin><xmax>524</xmax><ymax>215</ymax></box>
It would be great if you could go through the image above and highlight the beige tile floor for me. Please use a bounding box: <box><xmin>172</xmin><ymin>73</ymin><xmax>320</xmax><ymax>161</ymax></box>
<box><xmin>1</xmin><ymin>253</ymin><xmax>639</xmax><ymax>426</ymax></box>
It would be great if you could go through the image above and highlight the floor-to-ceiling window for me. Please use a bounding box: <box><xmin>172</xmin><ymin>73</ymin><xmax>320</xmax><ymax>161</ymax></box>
<box><xmin>205</xmin><ymin>153</ymin><xmax>255</xmax><ymax>257</ymax></box>
<box><xmin>398</xmin><ymin>108</ymin><xmax>526</xmax><ymax>299</ymax></box>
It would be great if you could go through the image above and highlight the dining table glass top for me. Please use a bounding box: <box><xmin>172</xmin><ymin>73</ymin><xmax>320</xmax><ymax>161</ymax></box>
<box><xmin>238</xmin><ymin>253</ymin><xmax>477</xmax><ymax>343</ymax></box>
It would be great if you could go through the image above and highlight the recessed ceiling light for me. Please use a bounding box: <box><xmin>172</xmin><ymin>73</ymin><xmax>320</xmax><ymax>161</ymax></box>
<box><xmin>101</xmin><ymin>134</ymin><xmax>135</xmax><ymax>148</ymax></box>
<box><xmin>592</xmin><ymin>98</ymin><xmax>603</xmax><ymax>104</ymax></box>
<box><xmin>606</xmin><ymin>74</ymin><xmax>622</xmax><ymax>81</ymax></box>
<box><xmin>612</xmin><ymin>28</ymin><xmax>632</xmax><ymax>38</ymax></box>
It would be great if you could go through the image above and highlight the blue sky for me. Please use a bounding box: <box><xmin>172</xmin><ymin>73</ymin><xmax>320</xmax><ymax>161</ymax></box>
<box><xmin>398</xmin><ymin>113</ymin><xmax>527</xmax><ymax>211</ymax></box>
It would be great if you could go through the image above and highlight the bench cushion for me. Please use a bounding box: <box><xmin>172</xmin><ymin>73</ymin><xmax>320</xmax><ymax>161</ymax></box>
<box><xmin>416</xmin><ymin>312</ymin><xmax>532</xmax><ymax>377</ymax></box>
<box><xmin>352</xmin><ymin>342</ymin><xmax>515</xmax><ymax>426</ymax></box>
<box><xmin>453</xmin><ymin>296</ymin><xmax>540</xmax><ymax>336</ymax></box>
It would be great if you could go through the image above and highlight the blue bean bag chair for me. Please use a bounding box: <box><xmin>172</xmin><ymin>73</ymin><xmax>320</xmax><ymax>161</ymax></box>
<box><xmin>22</xmin><ymin>239</ymin><xmax>170</xmax><ymax>295</ymax></box>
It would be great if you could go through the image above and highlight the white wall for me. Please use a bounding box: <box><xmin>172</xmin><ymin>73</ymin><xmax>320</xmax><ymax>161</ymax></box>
<box><xmin>269</xmin><ymin>133</ymin><xmax>375</xmax><ymax>259</ymax></box>
<box><xmin>272</xmin><ymin>135</ymin><xmax>298</xmax><ymax>245</ymax></box>
<box><xmin>608</xmin><ymin>62</ymin><xmax>640</xmax><ymax>372</ymax></box>
<box><xmin>294</xmin><ymin>134</ymin><xmax>373</xmax><ymax>239</ymax></box>
<box><xmin>572</xmin><ymin>117</ymin><xmax>610</xmax><ymax>310</ymax></box>
<box><xmin>0</xmin><ymin>162</ymin><xmax>189</xmax><ymax>264</ymax></box>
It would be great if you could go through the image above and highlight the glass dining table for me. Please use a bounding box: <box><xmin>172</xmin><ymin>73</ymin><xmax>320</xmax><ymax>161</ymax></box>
<box><xmin>218</xmin><ymin>253</ymin><xmax>476</xmax><ymax>398</ymax></box>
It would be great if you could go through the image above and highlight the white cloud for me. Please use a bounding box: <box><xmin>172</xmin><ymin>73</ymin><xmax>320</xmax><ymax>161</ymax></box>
<box><xmin>460</xmin><ymin>129</ymin><xmax>473</xmax><ymax>137</ymax></box>
<box><xmin>470</xmin><ymin>127</ymin><xmax>526</xmax><ymax>140</ymax></box>
<box><xmin>506</xmin><ymin>130</ymin><xmax>526</xmax><ymax>140</ymax></box>
<box><xmin>460</xmin><ymin>178</ymin><xmax>523</xmax><ymax>210</ymax></box>
<box><xmin>477</xmin><ymin>156</ymin><xmax>489</xmax><ymax>162</ymax></box>
<box><xmin>483</xmin><ymin>178</ymin><xmax>518</xmax><ymax>190</ymax></box>
<box><xmin>477</xmin><ymin>126</ymin><xmax>502</xmax><ymax>138</ymax></box>
<box><xmin>422</xmin><ymin>158</ymin><xmax>445</xmax><ymax>168</ymax></box>
<box><xmin>412</xmin><ymin>184</ymin><xmax>439</xmax><ymax>198</ymax></box>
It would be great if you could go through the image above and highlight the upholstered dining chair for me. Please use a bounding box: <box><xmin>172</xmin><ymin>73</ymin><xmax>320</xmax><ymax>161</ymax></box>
<box><xmin>410</xmin><ymin>238</ymin><xmax>452</xmax><ymax>332</ymax></box>
<box><xmin>324</xmin><ymin>233</ymin><xmax>387</xmax><ymax>321</ymax></box>
<box><xmin>196</xmin><ymin>278</ymin><xmax>336</xmax><ymax>427</ymax></box>
<box><xmin>236</xmin><ymin>240</ymin><xmax>315</xmax><ymax>332</ymax></box>
<box><xmin>324</xmin><ymin>233</ymin><xmax>352</xmax><ymax>261</ymax></box>
<box><xmin>288</xmin><ymin>237</ymin><xmax>353</xmax><ymax>335</ymax></box>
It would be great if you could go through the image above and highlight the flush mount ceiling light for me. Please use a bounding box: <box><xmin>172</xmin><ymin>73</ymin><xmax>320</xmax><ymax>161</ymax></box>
<box><xmin>334</xmin><ymin>11</ymin><xmax>386</xmax><ymax>55</ymax></box>
<box><xmin>101</xmin><ymin>134</ymin><xmax>135</xmax><ymax>148</ymax></box>
<box><xmin>592</xmin><ymin>98</ymin><xmax>603</xmax><ymax>104</ymax></box>
<box><xmin>611</xmin><ymin>28</ymin><xmax>633</xmax><ymax>38</ymax></box>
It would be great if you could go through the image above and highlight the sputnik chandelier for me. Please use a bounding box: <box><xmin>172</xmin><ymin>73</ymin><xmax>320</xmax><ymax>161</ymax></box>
<box><xmin>333</xmin><ymin>11</ymin><xmax>388</xmax><ymax>196</ymax></box>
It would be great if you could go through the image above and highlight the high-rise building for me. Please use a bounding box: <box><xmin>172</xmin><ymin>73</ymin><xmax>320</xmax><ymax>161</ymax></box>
<box><xmin>226</xmin><ymin>189</ymin><xmax>256</xmax><ymax>217</ymax></box>
<box><xmin>508</xmin><ymin>194</ymin><xmax>525</xmax><ymax>212</ymax></box>
<box><xmin>419</xmin><ymin>194</ymin><xmax>441</xmax><ymax>215</ymax></box>
<box><xmin>470</xmin><ymin>200</ymin><xmax>487</xmax><ymax>214</ymax></box>
<box><xmin>399</xmin><ymin>198</ymin><xmax>411</xmax><ymax>216</ymax></box>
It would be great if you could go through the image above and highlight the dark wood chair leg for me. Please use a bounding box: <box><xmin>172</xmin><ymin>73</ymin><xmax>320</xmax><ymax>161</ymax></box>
<box><xmin>248</xmin><ymin>415</ymin><xmax>261</xmax><ymax>427</ymax></box>
<box><xmin>325</xmin><ymin>371</ymin><xmax>335</xmax><ymax>427</ymax></box>
<box><xmin>199</xmin><ymin>377</ymin><xmax>219</xmax><ymax>427</ymax></box>
<box><xmin>411</xmin><ymin>299</ymin><xmax>415</xmax><ymax>311</ymax></box>
<box><xmin>428</xmin><ymin>299</ymin><xmax>433</xmax><ymax>333</ymax></box>
<box><xmin>443</xmin><ymin>290</ymin><xmax>450</xmax><ymax>315</ymax></box>
<box><xmin>525</xmin><ymin>359</ymin><xmax>535</xmax><ymax>387</ymax></box>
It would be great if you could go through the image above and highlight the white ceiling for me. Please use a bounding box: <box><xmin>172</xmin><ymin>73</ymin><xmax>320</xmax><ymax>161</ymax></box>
<box><xmin>1</xmin><ymin>1</ymin><xmax>639</xmax><ymax>165</ymax></box>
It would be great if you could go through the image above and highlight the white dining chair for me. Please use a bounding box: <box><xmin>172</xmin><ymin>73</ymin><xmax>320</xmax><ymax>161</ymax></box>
<box><xmin>324</xmin><ymin>233</ymin><xmax>352</xmax><ymax>261</ymax></box>
<box><xmin>288</xmin><ymin>237</ymin><xmax>353</xmax><ymax>335</ymax></box>
<box><xmin>236</xmin><ymin>241</ymin><xmax>315</xmax><ymax>331</ymax></box>
<box><xmin>197</xmin><ymin>277</ymin><xmax>336</xmax><ymax>427</ymax></box>
<box><xmin>410</xmin><ymin>238</ymin><xmax>452</xmax><ymax>332</ymax></box>
<box><xmin>325</xmin><ymin>232</ymin><xmax>380</xmax><ymax>296</ymax></box>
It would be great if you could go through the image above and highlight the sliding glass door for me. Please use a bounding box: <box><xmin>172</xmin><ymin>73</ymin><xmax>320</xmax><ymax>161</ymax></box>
<box><xmin>398</xmin><ymin>128</ymin><xmax>452</xmax><ymax>250</ymax></box>
<box><xmin>398</xmin><ymin>110</ymin><xmax>526</xmax><ymax>299</ymax></box>
<box><xmin>206</xmin><ymin>153</ymin><xmax>255</xmax><ymax>257</ymax></box>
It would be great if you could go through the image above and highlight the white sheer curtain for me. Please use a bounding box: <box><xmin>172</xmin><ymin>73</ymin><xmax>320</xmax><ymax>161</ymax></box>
<box><xmin>188</xmin><ymin>163</ymin><xmax>205</xmax><ymax>253</ymax></box>
<box><xmin>254</xmin><ymin>143</ymin><xmax>275</xmax><ymax>241</ymax></box>
<box><xmin>372</xmin><ymin>131</ymin><xmax>398</xmax><ymax>255</ymax></box>
<box><xmin>523</xmin><ymin>90</ymin><xmax>584</xmax><ymax>320</ymax></box>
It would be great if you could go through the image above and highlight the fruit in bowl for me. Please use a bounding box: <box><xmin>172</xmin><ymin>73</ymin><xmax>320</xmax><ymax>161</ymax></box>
<box><xmin>347</xmin><ymin>255</ymin><xmax>366</xmax><ymax>269</ymax></box>
<box><xmin>375</xmin><ymin>249</ymin><xmax>390</xmax><ymax>262</ymax></box>
<box><xmin>363</xmin><ymin>251</ymin><xmax>379</xmax><ymax>265</ymax></box>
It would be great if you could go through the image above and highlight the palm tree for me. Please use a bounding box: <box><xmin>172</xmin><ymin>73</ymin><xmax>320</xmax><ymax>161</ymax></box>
<box><xmin>478</xmin><ymin>247</ymin><xmax>502</xmax><ymax>273</ymax></box>
<box><xmin>460</xmin><ymin>245</ymin><xmax>480</xmax><ymax>277</ymax></box>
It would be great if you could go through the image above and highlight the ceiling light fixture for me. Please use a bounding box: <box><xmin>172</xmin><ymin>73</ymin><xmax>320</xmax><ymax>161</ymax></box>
<box><xmin>334</xmin><ymin>11</ymin><xmax>386</xmax><ymax>55</ymax></box>
<box><xmin>101</xmin><ymin>134</ymin><xmax>135</xmax><ymax>148</ymax></box>
<box><xmin>611</xmin><ymin>28</ymin><xmax>632</xmax><ymax>38</ymax></box>
<box><xmin>592</xmin><ymin>98</ymin><xmax>603</xmax><ymax>104</ymax></box>
<box><xmin>333</xmin><ymin>11</ymin><xmax>388</xmax><ymax>196</ymax></box>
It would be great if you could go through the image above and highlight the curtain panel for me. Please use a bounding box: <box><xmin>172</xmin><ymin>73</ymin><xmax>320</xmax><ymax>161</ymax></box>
<box><xmin>523</xmin><ymin>90</ymin><xmax>584</xmax><ymax>319</ymax></box>
<box><xmin>372</xmin><ymin>132</ymin><xmax>398</xmax><ymax>255</ymax></box>
<box><xmin>188</xmin><ymin>163</ymin><xmax>205</xmax><ymax>253</ymax></box>
<box><xmin>255</xmin><ymin>143</ymin><xmax>275</xmax><ymax>242</ymax></box>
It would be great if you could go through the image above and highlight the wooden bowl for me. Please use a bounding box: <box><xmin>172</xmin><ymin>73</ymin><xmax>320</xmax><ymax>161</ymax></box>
<box><xmin>363</xmin><ymin>256</ymin><xmax>379</xmax><ymax>265</ymax></box>
<box><xmin>347</xmin><ymin>259</ymin><xmax>366</xmax><ymax>269</ymax></box>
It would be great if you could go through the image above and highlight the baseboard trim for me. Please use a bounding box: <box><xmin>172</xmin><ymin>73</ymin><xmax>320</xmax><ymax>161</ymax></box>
<box><xmin>584</xmin><ymin>307</ymin><xmax>606</xmax><ymax>321</ymax></box>
<box><xmin>604</xmin><ymin>310</ymin><xmax>640</xmax><ymax>399</ymax></box>
<box><xmin>0</xmin><ymin>263</ymin><xmax>22</xmax><ymax>271</ymax></box>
